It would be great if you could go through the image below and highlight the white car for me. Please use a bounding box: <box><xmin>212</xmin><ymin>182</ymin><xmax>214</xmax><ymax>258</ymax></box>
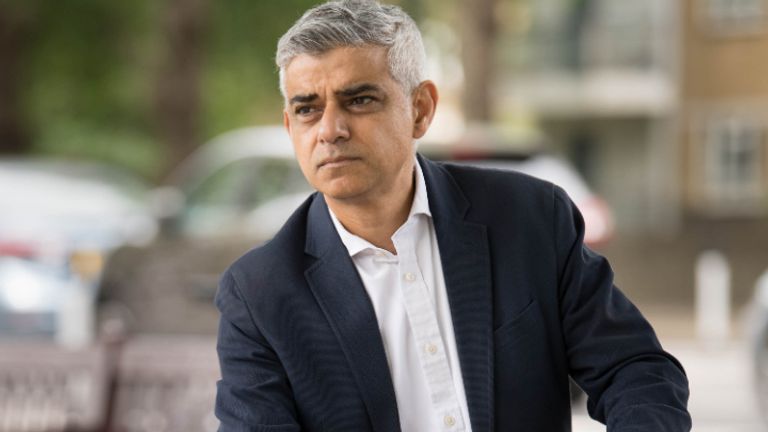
<box><xmin>97</xmin><ymin>125</ymin><xmax>613</xmax><ymax>336</ymax></box>
<box><xmin>419</xmin><ymin>128</ymin><xmax>615</xmax><ymax>247</ymax></box>
<box><xmin>98</xmin><ymin>127</ymin><xmax>313</xmax><ymax>334</ymax></box>
<box><xmin>0</xmin><ymin>159</ymin><xmax>157</xmax><ymax>343</ymax></box>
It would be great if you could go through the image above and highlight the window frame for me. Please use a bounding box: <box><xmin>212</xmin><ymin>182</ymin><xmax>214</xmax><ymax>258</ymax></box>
<box><xmin>690</xmin><ymin>109</ymin><xmax>768</xmax><ymax>217</ymax></box>
<box><xmin>699</xmin><ymin>0</ymin><xmax>768</xmax><ymax>37</ymax></box>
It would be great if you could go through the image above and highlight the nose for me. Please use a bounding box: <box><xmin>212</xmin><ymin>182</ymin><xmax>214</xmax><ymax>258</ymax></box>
<box><xmin>317</xmin><ymin>104</ymin><xmax>350</xmax><ymax>145</ymax></box>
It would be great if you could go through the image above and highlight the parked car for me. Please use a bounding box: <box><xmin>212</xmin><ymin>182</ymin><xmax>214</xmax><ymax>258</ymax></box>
<box><xmin>419</xmin><ymin>127</ymin><xmax>614</xmax><ymax>247</ymax></box>
<box><xmin>98</xmin><ymin>127</ymin><xmax>312</xmax><ymax>334</ymax></box>
<box><xmin>98</xmin><ymin>125</ymin><xmax>614</xmax><ymax>335</ymax></box>
<box><xmin>0</xmin><ymin>159</ymin><xmax>157</xmax><ymax>343</ymax></box>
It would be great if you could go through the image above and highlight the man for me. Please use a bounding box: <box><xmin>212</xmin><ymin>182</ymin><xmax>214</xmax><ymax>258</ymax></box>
<box><xmin>214</xmin><ymin>1</ymin><xmax>692</xmax><ymax>431</ymax></box>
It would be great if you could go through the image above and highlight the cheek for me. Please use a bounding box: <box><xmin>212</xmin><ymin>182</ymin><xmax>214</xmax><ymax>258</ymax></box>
<box><xmin>377</xmin><ymin>117</ymin><xmax>413</xmax><ymax>154</ymax></box>
<box><xmin>292</xmin><ymin>140</ymin><xmax>315</xmax><ymax>175</ymax></box>
<box><xmin>385</xmin><ymin>111</ymin><xmax>416</xmax><ymax>147</ymax></box>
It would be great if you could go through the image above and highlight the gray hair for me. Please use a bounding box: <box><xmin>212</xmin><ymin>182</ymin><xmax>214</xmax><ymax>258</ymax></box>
<box><xmin>276</xmin><ymin>0</ymin><xmax>426</xmax><ymax>96</ymax></box>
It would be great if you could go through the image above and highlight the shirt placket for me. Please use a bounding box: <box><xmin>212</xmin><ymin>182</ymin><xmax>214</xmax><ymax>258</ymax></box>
<box><xmin>395</xmin><ymin>221</ymin><xmax>467</xmax><ymax>432</ymax></box>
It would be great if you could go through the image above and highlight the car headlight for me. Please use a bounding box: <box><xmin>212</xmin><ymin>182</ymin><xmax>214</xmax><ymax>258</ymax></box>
<box><xmin>0</xmin><ymin>257</ymin><xmax>62</xmax><ymax>312</ymax></box>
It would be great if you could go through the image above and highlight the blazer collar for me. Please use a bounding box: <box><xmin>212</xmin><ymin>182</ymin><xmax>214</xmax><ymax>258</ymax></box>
<box><xmin>304</xmin><ymin>194</ymin><xmax>401</xmax><ymax>432</ymax></box>
<box><xmin>304</xmin><ymin>155</ymin><xmax>493</xmax><ymax>432</ymax></box>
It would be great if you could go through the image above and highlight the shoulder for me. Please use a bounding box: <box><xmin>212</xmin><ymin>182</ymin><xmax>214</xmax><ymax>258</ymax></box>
<box><xmin>442</xmin><ymin>160</ymin><xmax>554</xmax><ymax>191</ymax></box>
<box><xmin>433</xmin><ymin>160</ymin><xmax>566</xmax><ymax>220</ymax></box>
<box><xmin>218</xmin><ymin>192</ymin><xmax>317</xmax><ymax>304</ymax></box>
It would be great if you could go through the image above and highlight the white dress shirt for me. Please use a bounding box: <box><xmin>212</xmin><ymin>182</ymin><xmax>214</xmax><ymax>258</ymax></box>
<box><xmin>327</xmin><ymin>159</ymin><xmax>473</xmax><ymax>432</ymax></box>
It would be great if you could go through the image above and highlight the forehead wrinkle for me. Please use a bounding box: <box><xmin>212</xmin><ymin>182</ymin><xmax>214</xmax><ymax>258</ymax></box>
<box><xmin>335</xmin><ymin>83</ymin><xmax>382</xmax><ymax>98</ymax></box>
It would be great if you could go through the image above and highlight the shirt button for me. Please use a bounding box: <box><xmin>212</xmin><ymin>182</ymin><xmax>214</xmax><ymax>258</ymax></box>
<box><xmin>425</xmin><ymin>343</ymin><xmax>438</xmax><ymax>354</ymax></box>
<box><xmin>444</xmin><ymin>415</ymin><xmax>456</xmax><ymax>427</ymax></box>
<box><xmin>404</xmin><ymin>272</ymin><xmax>416</xmax><ymax>282</ymax></box>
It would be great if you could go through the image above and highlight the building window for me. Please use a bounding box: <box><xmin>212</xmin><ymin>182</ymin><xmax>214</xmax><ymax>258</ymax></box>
<box><xmin>700</xmin><ymin>116</ymin><xmax>766</xmax><ymax>215</ymax></box>
<box><xmin>703</xmin><ymin>0</ymin><xmax>767</xmax><ymax>35</ymax></box>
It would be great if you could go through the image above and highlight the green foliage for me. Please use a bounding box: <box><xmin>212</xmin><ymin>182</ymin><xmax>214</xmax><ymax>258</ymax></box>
<box><xmin>34</xmin><ymin>119</ymin><xmax>162</xmax><ymax>179</ymax></box>
<box><xmin>10</xmin><ymin>0</ymin><xmax>431</xmax><ymax>179</ymax></box>
<box><xmin>20</xmin><ymin>0</ymin><xmax>160</xmax><ymax>178</ymax></box>
<box><xmin>201</xmin><ymin>0</ymin><xmax>318</xmax><ymax>138</ymax></box>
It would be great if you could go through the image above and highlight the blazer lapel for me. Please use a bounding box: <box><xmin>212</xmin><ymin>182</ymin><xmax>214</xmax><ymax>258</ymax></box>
<box><xmin>304</xmin><ymin>195</ymin><xmax>401</xmax><ymax>432</ymax></box>
<box><xmin>420</xmin><ymin>155</ymin><xmax>494</xmax><ymax>432</ymax></box>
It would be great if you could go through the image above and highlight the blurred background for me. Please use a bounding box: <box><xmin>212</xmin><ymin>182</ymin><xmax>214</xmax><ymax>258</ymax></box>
<box><xmin>0</xmin><ymin>0</ymin><xmax>767</xmax><ymax>430</ymax></box>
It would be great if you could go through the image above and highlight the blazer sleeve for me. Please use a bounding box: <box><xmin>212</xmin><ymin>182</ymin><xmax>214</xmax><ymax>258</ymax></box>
<box><xmin>214</xmin><ymin>269</ymin><xmax>301</xmax><ymax>432</ymax></box>
<box><xmin>552</xmin><ymin>186</ymin><xmax>692</xmax><ymax>431</ymax></box>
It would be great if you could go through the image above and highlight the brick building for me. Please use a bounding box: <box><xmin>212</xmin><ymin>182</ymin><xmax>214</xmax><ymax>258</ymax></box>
<box><xmin>495</xmin><ymin>0</ymin><xmax>768</xmax><ymax>307</ymax></box>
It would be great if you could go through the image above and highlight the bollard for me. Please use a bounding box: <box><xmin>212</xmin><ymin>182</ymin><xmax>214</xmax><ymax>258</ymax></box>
<box><xmin>752</xmin><ymin>270</ymin><xmax>768</xmax><ymax>423</ymax></box>
<box><xmin>695</xmin><ymin>250</ymin><xmax>731</xmax><ymax>346</ymax></box>
<box><xmin>56</xmin><ymin>279</ymin><xmax>93</xmax><ymax>348</ymax></box>
<box><xmin>756</xmin><ymin>271</ymin><xmax>768</xmax><ymax>310</ymax></box>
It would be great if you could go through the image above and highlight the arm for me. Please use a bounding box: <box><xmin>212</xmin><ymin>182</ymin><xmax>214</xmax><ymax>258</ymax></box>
<box><xmin>553</xmin><ymin>187</ymin><xmax>691</xmax><ymax>431</ymax></box>
<box><xmin>215</xmin><ymin>270</ymin><xmax>301</xmax><ymax>432</ymax></box>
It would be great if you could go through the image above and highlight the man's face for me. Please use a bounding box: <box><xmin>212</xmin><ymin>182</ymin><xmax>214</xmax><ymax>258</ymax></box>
<box><xmin>282</xmin><ymin>46</ymin><xmax>420</xmax><ymax>205</ymax></box>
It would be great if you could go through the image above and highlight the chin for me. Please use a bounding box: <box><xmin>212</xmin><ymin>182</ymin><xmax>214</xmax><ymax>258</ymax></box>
<box><xmin>321</xmin><ymin>188</ymin><xmax>367</xmax><ymax>202</ymax></box>
<box><xmin>318</xmin><ymin>182</ymin><xmax>370</xmax><ymax>203</ymax></box>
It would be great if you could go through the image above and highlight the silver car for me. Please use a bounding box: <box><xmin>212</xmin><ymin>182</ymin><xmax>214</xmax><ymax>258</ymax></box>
<box><xmin>0</xmin><ymin>159</ymin><xmax>157</xmax><ymax>343</ymax></box>
<box><xmin>98</xmin><ymin>127</ymin><xmax>312</xmax><ymax>334</ymax></box>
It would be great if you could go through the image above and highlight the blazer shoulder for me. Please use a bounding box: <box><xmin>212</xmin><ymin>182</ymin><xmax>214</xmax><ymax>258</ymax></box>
<box><xmin>437</xmin><ymin>161</ymin><xmax>561</xmax><ymax>218</ymax></box>
<box><xmin>441</xmin><ymin>160</ymin><xmax>555</xmax><ymax>193</ymax></box>
<box><xmin>222</xmin><ymin>193</ymin><xmax>316</xmax><ymax>297</ymax></box>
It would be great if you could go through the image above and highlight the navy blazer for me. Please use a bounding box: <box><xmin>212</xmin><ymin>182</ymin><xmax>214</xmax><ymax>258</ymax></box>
<box><xmin>215</xmin><ymin>156</ymin><xmax>691</xmax><ymax>431</ymax></box>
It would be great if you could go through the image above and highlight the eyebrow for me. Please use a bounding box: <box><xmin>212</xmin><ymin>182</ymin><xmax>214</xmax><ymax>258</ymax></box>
<box><xmin>288</xmin><ymin>83</ymin><xmax>382</xmax><ymax>106</ymax></box>
<box><xmin>289</xmin><ymin>93</ymin><xmax>318</xmax><ymax>105</ymax></box>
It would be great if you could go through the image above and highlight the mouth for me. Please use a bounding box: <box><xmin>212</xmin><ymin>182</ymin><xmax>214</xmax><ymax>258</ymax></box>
<box><xmin>317</xmin><ymin>156</ymin><xmax>360</xmax><ymax>169</ymax></box>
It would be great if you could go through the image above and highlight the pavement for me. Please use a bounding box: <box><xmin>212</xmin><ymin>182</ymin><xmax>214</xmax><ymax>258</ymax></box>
<box><xmin>571</xmin><ymin>304</ymin><xmax>767</xmax><ymax>431</ymax></box>
<box><xmin>573</xmin><ymin>341</ymin><xmax>765</xmax><ymax>431</ymax></box>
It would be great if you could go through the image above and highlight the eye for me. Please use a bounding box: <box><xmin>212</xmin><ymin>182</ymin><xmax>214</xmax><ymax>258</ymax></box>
<box><xmin>294</xmin><ymin>105</ymin><xmax>317</xmax><ymax>116</ymax></box>
<box><xmin>293</xmin><ymin>105</ymin><xmax>320</xmax><ymax>119</ymax></box>
<box><xmin>349</xmin><ymin>96</ymin><xmax>374</xmax><ymax>106</ymax></box>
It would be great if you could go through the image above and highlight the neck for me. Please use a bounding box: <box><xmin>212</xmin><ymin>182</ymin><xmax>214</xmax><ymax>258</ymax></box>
<box><xmin>326</xmin><ymin>167</ymin><xmax>415</xmax><ymax>254</ymax></box>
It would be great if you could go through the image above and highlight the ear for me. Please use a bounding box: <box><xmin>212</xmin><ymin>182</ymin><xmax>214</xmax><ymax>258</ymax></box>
<box><xmin>411</xmin><ymin>80</ymin><xmax>439</xmax><ymax>139</ymax></box>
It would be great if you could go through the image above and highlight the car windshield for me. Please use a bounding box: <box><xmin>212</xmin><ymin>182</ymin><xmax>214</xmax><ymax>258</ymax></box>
<box><xmin>179</xmin><ymin>157</ymin><xmax>311</xmax><ymax>238</ymax></box>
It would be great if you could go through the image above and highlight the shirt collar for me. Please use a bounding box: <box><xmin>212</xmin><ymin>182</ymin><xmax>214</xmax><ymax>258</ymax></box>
<box><xmin>410</xmin><ymin>157</ymin><xmax>432</xmax><ymax>219</ymax></box>
<box><xmin>328</xmin><ymin>157</ymin><xmax>432</xmax><ymax>257</ymax></box>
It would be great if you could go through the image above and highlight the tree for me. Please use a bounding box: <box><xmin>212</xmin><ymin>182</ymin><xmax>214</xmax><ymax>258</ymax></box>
<box><xmin>154</xmin><ymin>0</ymin><xmax>211</xmax><ymax>175</ymax></box>
<box><xmin>0</xmin><ymin>1</ymin><xmax>32</xmax><ymax>153</ymax></box>
<box><xmin>459</xmin><ymin>0</ymin><xmax>497</xmax><ymax>122</ymax></box>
